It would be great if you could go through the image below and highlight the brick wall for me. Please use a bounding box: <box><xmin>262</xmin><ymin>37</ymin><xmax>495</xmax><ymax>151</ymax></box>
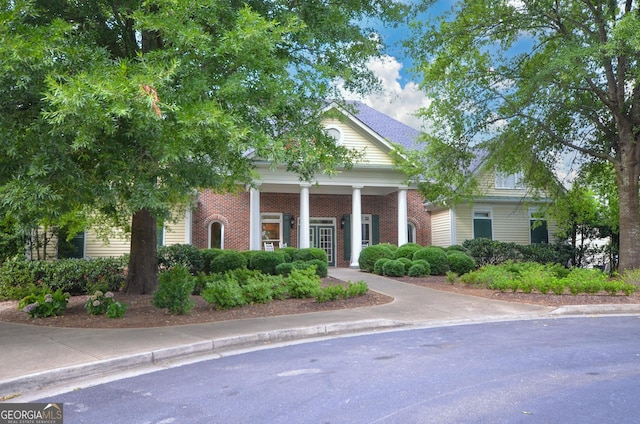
<box><xmin>192</xmin><ymin>188</ymin><xmax>432</xmax><ymax>267</ymax></box>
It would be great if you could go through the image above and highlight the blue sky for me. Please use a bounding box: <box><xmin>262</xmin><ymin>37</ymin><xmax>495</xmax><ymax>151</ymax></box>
<box><xmin>343</xmin><ymin>0</ymin><xmax>455</xmax><ymax>130</ymax></box>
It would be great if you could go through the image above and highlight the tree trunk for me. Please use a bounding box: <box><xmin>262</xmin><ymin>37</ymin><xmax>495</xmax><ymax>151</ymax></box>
<box><xmin>124</xmin><ymin>208</ymin><xmax>158</xmax><ymax>294</ymax></box>
<box><xmin>615</xmin><ymin>149</ymin><xmax>640</xmax><ymax>272</ymax></box>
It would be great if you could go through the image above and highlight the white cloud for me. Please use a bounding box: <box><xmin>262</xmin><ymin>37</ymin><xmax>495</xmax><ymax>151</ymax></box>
<box><xmin>343</xmin><ymin>55</ymin><xmax>431</xmax><ymax>130</ymax></box>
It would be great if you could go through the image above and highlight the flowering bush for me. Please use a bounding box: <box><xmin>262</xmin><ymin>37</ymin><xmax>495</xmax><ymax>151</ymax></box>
<box><xmin>18</xmin><ymin>290</ymin><xmax>70</xmax><ymax>318</ymax></box>
<box><xmin>84</xmin><ymin>290</ymin><xmax>128</xmax><ymax>318</ymax></box>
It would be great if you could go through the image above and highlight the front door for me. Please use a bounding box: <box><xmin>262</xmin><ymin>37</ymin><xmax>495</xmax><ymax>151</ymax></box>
<box><xmin>308</xmin><ymin>218</ymin><xmax>336</xmax><ymax>266</ymax></box>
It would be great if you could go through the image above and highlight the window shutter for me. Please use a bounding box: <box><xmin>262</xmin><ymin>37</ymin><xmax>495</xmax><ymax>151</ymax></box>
<box><xmin>372</xmin><ymin>215</ymin><xmax>380</xmax><ymax>245</ymax></box>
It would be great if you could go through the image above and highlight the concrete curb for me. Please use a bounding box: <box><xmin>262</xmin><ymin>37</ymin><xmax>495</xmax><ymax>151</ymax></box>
<box><xmin>550</xmin><ymin>304</ymin><xmax>640</xmax><ymax>315</ymax></box>
<box><xmin>0</xmin><ymin>319</ymin><xmax>405</xmax><ymax>396</ymax></box>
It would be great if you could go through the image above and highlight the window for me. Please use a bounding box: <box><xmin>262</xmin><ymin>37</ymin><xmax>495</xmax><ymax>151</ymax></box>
<box><xmin>473</xmin><ymin>210</ymin><xmax>493</xmax><ymax>240</ymax></box>
<box><xmin>530</xmin><ymin>210</ymin><xmax>549</xmax><ymax>244</ymax></box>
<box><xmin>495</xmin><ymin>171</ymin><xmax>524</xmax><ymax>189</ymax></box>
<box><xmin>407</xmin><ymin>222</ymin><xmax>416</xmax><ymax>244</ymax></box>
<box><xmin>325</xmin><ymin>126</ymin><xmax>342</xmax><ymax>144</ymax></box>
<box><xmin>261</xmin><ymin>213</ymin><xmax>283</xmax><ymax>247</ymax></box>
<box><xmin>361</xmin><ymin>214</ymin><xmax>373</xmax><ymax>247</ymax></box>
<box><xmin>209</xmin><ymin>221</ymin><xmax>223</xmax><ymax>249</ymax></box>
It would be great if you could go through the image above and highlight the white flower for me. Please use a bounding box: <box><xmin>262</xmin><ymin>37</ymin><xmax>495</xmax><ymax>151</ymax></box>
<box><xmin>93</xmin><ymin>300</ymin><xmax>101</xmax><ymax>307</ymax></box>
<box><xmin>94</xmin><ymin>291</ymin><xmax>104</xmax><ymax>297</ymax></box>
<box><xmin>104</xmin><ymin>292</ymin><xmax>114</xmax><ymax>298</ymax></box>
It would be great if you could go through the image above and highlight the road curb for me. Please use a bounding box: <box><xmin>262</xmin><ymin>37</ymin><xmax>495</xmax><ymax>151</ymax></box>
<box><xmin>0</xmin><ymin>319</ymin><xmax>406</xmax><ymax>397</ymax></box>
<box><xmin>550</xmin><ymin>304</ymin><xmax>640</xmax><ymax>315</ymax></box>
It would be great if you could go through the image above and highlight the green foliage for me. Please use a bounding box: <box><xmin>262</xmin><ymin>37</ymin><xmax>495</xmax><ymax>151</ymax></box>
<box><xmin>447</xmin><ymin>251</ymin><xmax>476</xmax><ymax>275</ymax></box>
<box><xmin>445</xmin><ymin>271</ymin><xmax>458</xmax><ymax>283</ymax></box>
<box><xmin>152</xmin><ymin>266</ymin><xmax>195</xmax><ymax>315</ymax></box>
<box><xmin>397</xmin><ymin>257</ymin><xmax>413</xmax><ymax>274</ymax></box>
<box><xmin>84</xmin><ymin>290</ymin><xmax>128</xmax><ymax>318</ymax></box>
<box><xmin>373</xmin><ymin>258</ymin><xmax>391</xmax><ymax>275</ymax></box>
<box><xmin>413</xmin><ymin>247</ymin><xmax>450</xmax><ymax>275</ymax></box>
<box><xmin>158</xmin><ymin>244</ymin><xmax>205</xmax><ymax>274</ymax></box>
<box><xmin>210</xmin><ymin>250</ymin><xmax>247</xmax><ymax>274</ymax></box>
<box><xmin>394</xmin><ymin>243</ymin><xmax>423</xmax><ymax>260</ymax></box>
<box><xmin>0</xmin><ymin>256</ymin><xmax>126</xmax><ymax>300</ymax></box>
<box><xmin>359</xmin><ymin>244</ymin><xmax>394</xmax><ymax>273</ymax></box>
<box><xmin>382</xmin><ymin>259</ymin><xmax>405</xmax><ymax>277</ymax></box>
<box><xmin>285</xmin><ymin>267</ymin><xmax>321</xmax><ymax>298</ymax></box>
<box><xmin>201</xmin><ymin>249</ymin><xmax>223</xmax><ymax>274</ymax></box>
<box><xmin>306</xmin><ymin>259</ymin><xmax>328</xmax><ymax>278</ymax></box>
<box><xmin>408</xmin><ymin>264</ymin><xmax>428</xmax><ymax>277</ymax></box>
<box><xmin>315</xmin><ymin>281</ymin><xmax>368</xmax><ymax>303</ymax></box>
<box><xmin>242</xmin><ymin>274</ymin><xmax>283</xmax><ymax>304</ymax></box>
<box><xmin>201</xmin><ymin>274</ymin><xmax>247</xmax><ymax>309</ymax></box>
<box><xmin>19</xmin><ymin>289</ymin><xmax>70</xmax><ymax>318</ymax></box>
<box><xmin>291</xmin><ymin>248</ymin><xmax>328</xmax><ymax>263</ymax></box>
<box><xmin>248</xmin><ymin>251</ymin><xmax>287</xmax><ymax>275</ymax></box>
<box><xmin>462</xmin><ymin>239</ymin><xmax>522</xmax><ymax>267</ymax></box>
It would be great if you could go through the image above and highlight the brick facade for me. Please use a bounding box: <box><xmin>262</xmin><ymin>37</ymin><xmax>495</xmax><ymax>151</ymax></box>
<box><xmin>192</xmin><ymin>187</ymin><xmax>431</xmax><ymax>267</ymax></box>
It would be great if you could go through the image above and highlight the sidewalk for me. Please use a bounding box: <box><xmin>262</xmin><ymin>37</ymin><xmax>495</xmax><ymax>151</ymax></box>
<box><xmin>1</xmin><ymin>268</ymin><xmax>638</xmax><ymax>399</ymax></box>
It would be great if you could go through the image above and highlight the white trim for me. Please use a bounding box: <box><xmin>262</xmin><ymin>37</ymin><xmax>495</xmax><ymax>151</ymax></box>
<box><xmin>324</xmin><ymin>125</ymin><xmax>343</xmax><ymax>145</ymax></box>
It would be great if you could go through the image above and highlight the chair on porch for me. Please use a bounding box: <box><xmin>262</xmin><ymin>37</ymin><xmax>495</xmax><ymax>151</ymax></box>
<box><xmin>263</xmin><ymin>242</ymin><xmax>275</xmax><ymax>251</ymax></box>
<box><xmin>279</xmin><ymin>242</ymin><xmax>287</xmax><ymax>248</ymax></box>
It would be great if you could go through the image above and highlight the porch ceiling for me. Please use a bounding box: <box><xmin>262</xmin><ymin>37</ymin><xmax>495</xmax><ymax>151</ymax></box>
<box><xmin>259</xmin><ymin>183</ymin><xmax>399</xmax><ymax>196</ymax></box>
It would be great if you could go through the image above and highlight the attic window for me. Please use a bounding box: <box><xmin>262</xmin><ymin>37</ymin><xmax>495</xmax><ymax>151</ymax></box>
<box><xmin>325</xmin><ymin>127</ymin><xmax>342</xmax><ymax>144</ymax></box>
<box><xmin>495</xmin><ymin>171</ymin><xmax>524</xmax><ymax>189</ymax></box>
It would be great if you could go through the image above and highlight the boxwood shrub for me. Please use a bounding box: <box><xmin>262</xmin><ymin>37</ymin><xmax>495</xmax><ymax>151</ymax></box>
<box><xmin>447</xmin><ymin>251</ymin><xmax>476</xmax><ymax>275</ymax></box>
<box><xmin>210</xmin><ymin>250</ymin><xmax>247</xmax><ymax>274</ymax></box>
<box><xmin>359</xmin><ymin>244</ymin><xmax>394</xmax><ymax>273</ymax></box>
<box><xmin>382</xmin><ymin>259</ymin><xmax>405</xmax><ymax>277</ymax></box>
<box><xmin>413</xmin><ymin>247</ymin><xmax>450</xmax><ymax>275</ymax></box>
<box><xmin>394</xmin><ymin>243</ymin><xmax>423</xmax><ymax>260</ymax></box>
<box><xmin>248</xmin><ymin>251</ymin><xmax>287</xmax><ymax>275</ymax></box>
<box><xmin>373</xmin><ymin>258</ymin><xmax>391</xmax><ymax>275</ymax></box>
<box><xmin>157</xmin><ymin>244</ymin><xmax>204</xmax><ymax>274</ymax></box>
<box><xmin>291</xmin><ymin>248</ymin><xmax>328</xmax><ymax>263</ymax></box>
<box><xmin>408</xmin><ymin>263</ymin><xmax>429</xmax><ymax>277</ymax></box>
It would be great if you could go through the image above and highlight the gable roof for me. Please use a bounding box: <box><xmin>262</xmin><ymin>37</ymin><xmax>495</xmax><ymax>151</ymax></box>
<box><xmin>343</xmin><ymin>101</ymin><xmax>420</xmax><ymax>150</ymax></box>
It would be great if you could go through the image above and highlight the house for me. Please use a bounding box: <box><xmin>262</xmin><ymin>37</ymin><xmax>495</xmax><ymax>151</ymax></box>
<box><xmin>67</xmin><ymin>102</ymin><xmax>555</xmax><ymax>266</ymax></box>
<box><xmin>428</xmin><ymin>150</ymin><xmax>557</xmax><ymax>247</ymax></box>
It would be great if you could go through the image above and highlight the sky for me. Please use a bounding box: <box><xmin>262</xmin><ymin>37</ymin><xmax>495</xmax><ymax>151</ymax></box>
<box><xmin>342</xmin><ymin>1</ymin><xmax>455</xmax><ymax>131</ymax></box>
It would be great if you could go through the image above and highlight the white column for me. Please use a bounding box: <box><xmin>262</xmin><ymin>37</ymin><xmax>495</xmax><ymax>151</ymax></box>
<box><xmin>249</xmin><ymin>185</ymin><xmax>261</xmax><ymax>250</ymax></box>
<box><xmin>397</xmin><ymin>187</ymin><xmax>408</xmax><ymax>246</ymax></box>
<box><xmin>350</xmin><ymin>185</ymin><xmax>363</xmax><ymax>267</ymax></box>
<box><xmin>184</xmin><ymin>208</ymin><xmax>193</xmax><ymax>244</ymax></box>
<box><xmin>299</xmin><ymin>183</ymin><xmax>311</xmax><ymax>248</ymax></box>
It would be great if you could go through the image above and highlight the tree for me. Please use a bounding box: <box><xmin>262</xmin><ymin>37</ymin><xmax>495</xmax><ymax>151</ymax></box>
<box><xmin>0</xmin><ymin>0</ymin><xmax>409</xmax><ymax>293</ymax></box>
<box><xmin>404</xmin><ymin>1</ymin><xmax>640</xmax><ymax>271</ymax></box>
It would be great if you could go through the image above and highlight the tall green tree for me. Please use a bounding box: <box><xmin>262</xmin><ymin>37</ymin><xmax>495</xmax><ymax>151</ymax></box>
<box><xmin>404</xmin><ymin>1</ymin><xmax>640</xmax><ymax>271</ymax></box>
<box><xmin>1</xmin><ymin>0</ymin><xmax>408</xmax><ymax>293</ymax></box>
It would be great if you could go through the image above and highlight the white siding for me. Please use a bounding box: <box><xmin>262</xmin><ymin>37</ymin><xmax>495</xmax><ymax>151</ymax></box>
<box><xmin>164</xmin><ymin>214</ymin><xmax>187</xmax><ymax>246</ymax></box>
<box><xmin>455</xmin><ymin>205</ymin><xmax>474</xmax><ymax>243</ymax></box>
<box><xmin>85</xmin><ymin>229</ymin><xmax>130</xmax><ymax>258</ymax></box>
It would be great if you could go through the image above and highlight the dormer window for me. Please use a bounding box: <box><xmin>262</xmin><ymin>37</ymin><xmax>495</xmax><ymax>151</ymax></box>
<box><xmin>495</xmin><ymin>171</ymin><xmax>524</xmax><ymax>189</ymax></box>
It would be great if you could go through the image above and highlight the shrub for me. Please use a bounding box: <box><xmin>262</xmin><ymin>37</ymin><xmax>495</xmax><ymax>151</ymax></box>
<box><xmin>397</xmin><ymin>257</ymin><xmax>413</xmax><ymax>274</ymax></box>
<box><xmin>445</xmin><ymin>271</ymin><xmax>458</xmax><ymax>283</ymax></box>
<box><xmin>306</xmin><ymin>259</ymin><xmax>328</xmax><ymax>278</ymax></box>
<box><xmin>462</xmin><ymin>239</ymin><xmax>523</xmax><ymax>266</ymax></box>
<box><xmin>152</xmin><ymin>266</ymin><xmax>195</xmax><ymax>315</ymax></box>
<box><xmin>278</xmin><ymin>247</ymin><xmax>297</xmax><ymax>262</ymax></box>
<box><xmin>201</xmin><ymin>249</ymin><xmax>223</xmax><ymax>274</ymax></box>
<box><xmin>210</xmin><ymin>250</ymin><xmax>247</xmax><ymax>274</ymax></box>
<box><xmin>275</xmin><ymin>262</ymin><xmax>296</xmax><ymax>277</ymax></box>
<box><xmin>242</xmin><ymin>276</ymin><xmax>279</xmax><ymax>304</ymax></box>
<box><xmin>157</xmin><ymin>244</ymin><xmax>204</xmax><ymax>274</ymax></box>
<box><xmin>18</xmin><ymin>289</ymin><xmax>70</xmax><ymax>318</ymax></box>
<box><xmin>560</xmin><ymin>268</ymin><xmax>607</xmax><ymax>295</ymax></box>
<box><xmin>201</xmin><ymin>274</ymin><xmax>247</xmax><ymax>309</ymax></box>
<box><xmin>408</xmin><ymin>263</ymin><xmax>428</xmax><ymax>277</ymax></box>
<box><xmin>447</xmin><ymin>251</ymin><xmax>476</xmax><ymax>275</ymax></box>
<box><xmin>445</xmin><ymin>245</ymin><xmax>468</xmax><ymax>254</ymax></box>
<box><xmin>346</xmin><ymin>281</ymin><xmax>368</xmax><ymax>297</ymax></box>
<box><xmin>394</xmin><ymin>243</ymin><xmax>423</xmax><ymax>260</ymax></box>
<box><xmin>248</xmin><ymin>251</ymin><xmax>287</xmax><ymax>275</ymax></box>
<box><xmin>413</xmin><ymin>247</ymin><xmax>450</xmax><ymax>275</ymax></box>
<box><xmin>359</xmin><ymin>244</ymin><xmax>394</xmax><ymax>273</ymax></box>
<box><xmin>382</xmin><ymin>259</ymin><xmax>405</xmax><ymax>277</ymax></box>
<box><xmin>84</xmin><ymin>290</ymin><xmax>128</xmax><ymax>318</ymax></box>
<box><xmin>285</xmin><ymin>267</ymin><xmax>321</xmax><ymax>298</ymax></box>
<box><xmin>316</xmin><ymin>285</ymin><xmax>346</xmax><ymax>303</ymax></box>
<box><xmin>292</xmin><ymin>248</ymin><xmax>328</xmax><ymax>263</ymax></box>
<box><xmin>373</xmin><ymin>258</ymin><xmax>391</xmax><ymax>275</ymax></box>
<box><xmin>619</xmin><ymin>268</ymin><xmax>640</xmax><ymax>290</ymax></box>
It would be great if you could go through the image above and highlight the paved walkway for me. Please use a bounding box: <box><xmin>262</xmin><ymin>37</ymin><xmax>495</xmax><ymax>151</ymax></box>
<box><xmin>1</xmin><ymin>268</ymin><xmax>638</xmax><ymax>399</ymax></box>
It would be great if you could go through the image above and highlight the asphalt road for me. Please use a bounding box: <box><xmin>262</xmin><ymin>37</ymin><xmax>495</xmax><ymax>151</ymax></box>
<box><xmin>39</xmin><ymin>316</ymin><xmax>640</xmax><ymax>423</ymax></box>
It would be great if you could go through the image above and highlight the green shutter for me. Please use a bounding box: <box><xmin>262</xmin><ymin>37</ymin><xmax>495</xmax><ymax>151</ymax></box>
<box><xmin>530</xmin><ymin>220</ymin><xmax>549</xmax><ymax>244</ymax></box>
<box><xmin>372</xmin><ymin>215</ymin><xmax>380</xmax><ymax>245</ymax></box>
<box><xmin>343</xmin><ymin>215</ymin><xmax>351</xmax><ymax>261</ymax></box>
<box><xmin>283</xmin><ymin>214</ymin><xmax>291</xmax><ymax>246</ymax></box>
<box><xmin>473</xmin><ymin>219</ymin><xmax>492</xmax><ymax>240</ymax></box>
